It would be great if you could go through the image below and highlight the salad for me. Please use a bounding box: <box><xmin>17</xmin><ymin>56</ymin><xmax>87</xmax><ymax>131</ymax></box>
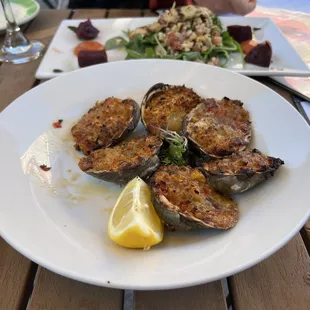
<box><xmin>105</xmin><ymin>5</ymin><xmax>242</xmax><ymax>66</ymax></box>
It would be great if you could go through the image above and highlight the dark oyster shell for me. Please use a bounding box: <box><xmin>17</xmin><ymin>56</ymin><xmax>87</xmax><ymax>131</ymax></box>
<box><xmin>201</xmin><ymin>149</ymin><xmax>284</xmax><ymax>194</ymax></box>
<box><xmin>150</xmin><ymin>165</ymin><xmax>239</xmax><ymax>230</ymax></box>
<box><xmin>79</xmin><ymin>135</ymin><xmax>163</xmax><ymax>184</ymax></box>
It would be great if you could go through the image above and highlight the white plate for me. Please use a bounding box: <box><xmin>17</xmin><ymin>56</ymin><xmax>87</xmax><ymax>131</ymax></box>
<box><xmin>35</xmin><ymin>16</ymin><xmax>310</xmax><ymax>80</ymax></box>
<box><xmin>0</xmin><ymin>0</ymin><xmax>40</xmax><ymax>32</ymax></box>
<box><xmin>2</xmin><ymin>60</ymin><xmax>310</xmax><ymax>290</ymax></box>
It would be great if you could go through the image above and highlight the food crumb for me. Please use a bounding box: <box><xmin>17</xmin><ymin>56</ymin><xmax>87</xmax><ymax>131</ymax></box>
<box><xmin>52</xmin><ymin>48</ymin><xmax>64</xmax><ymax>54</ymax></box>
<box><xmin>52</xmin><ymin>119</ymin><xmax>63</xmax><ymax>128</ymax></box>
<box><xmin>143</xmin><ymin>246</ymin><xmax>151</xmax><ymax>251</ymax></box>
<box><xmin>53</xmin><ymin>69</ymin><xmax>64</xmax><ymax>73</ymax></box>
<box><xmin>40</xmin><ymin>164</ymin><xmax>51</xmax><ymax>172</ymax></box>
<box><xmin>67</xmin><ymin>169</ymin><xmax>72</xmax><ymax>173</ymax></box>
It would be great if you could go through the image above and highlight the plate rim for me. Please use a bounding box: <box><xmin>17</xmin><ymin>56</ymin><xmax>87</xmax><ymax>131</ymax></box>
<box><xmin>2</xmin><ymin>59</ymin><xmax>310</xmax><ymax>290</ymax></box>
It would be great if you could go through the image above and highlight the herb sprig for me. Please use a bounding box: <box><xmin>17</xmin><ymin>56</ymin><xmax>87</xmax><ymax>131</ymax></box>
<box><xmin>156</xmin><ymin>129</ymin><xmax>188</xmax><ymax>166</ymax></box>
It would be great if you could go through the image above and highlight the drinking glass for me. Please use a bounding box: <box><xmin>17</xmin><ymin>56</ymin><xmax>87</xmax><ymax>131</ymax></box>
<box><xmin>0</xmin><ymin>0</ymin><xmax>45</xmax><ymax>64</ymax></box>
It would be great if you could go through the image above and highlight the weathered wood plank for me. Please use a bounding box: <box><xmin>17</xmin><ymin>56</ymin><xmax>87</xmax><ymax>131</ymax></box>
<box><xmin>229</xmin><ymin>234</ymin><xmax>310</xmax><ymax>310</ymax></box>
<box><xmin>0</xmin><ymin>238</ymin><xmax>37</xmax><ymax>310</ymax></box>
<box><xmin>72</xmin><ymin>9</ymin><xmax>107</xmax><ymax>19</ymax></box>
<box><xmin>107</xmin><ymin>9</ymin><xmax>142</xmax><ymax>18</ymax></box>
<box><xmin>0</xmin><ymin>10</ymin><xmax>71</xmax><ymax>111</ymax></box>
<box><xmin>134</xmin><ymin>281</ymin><xmax>227</xmax><ymax>310</ymax></box>
<box><xmin>28</xmin><ymin>268</ymin><xmax>124</xmax><ymax>310</ymax></box>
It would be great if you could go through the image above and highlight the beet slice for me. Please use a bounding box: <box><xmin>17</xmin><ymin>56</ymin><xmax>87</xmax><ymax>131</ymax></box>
<box><xmin>227</xmin><ymin>25</ymin><xmax>252</xmax><ymax>43</ymax></box>
<box><xmin>75</xmin><ymin>19</ymin><xmax>99</xmax><ymax>40</ymax></box>
<box><xmin>244</xmin><ymin>41</ymin><xmax>272</xmax><ymax>67</ymax></box>
<box><xmin>78</xmin><ymin>50</ymin><xmax>108</xmax><ymax>68</ymax></box>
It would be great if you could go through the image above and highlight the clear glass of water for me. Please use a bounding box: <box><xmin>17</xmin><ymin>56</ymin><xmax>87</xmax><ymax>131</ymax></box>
<box><xmin>0</xmin><ymin>0</ymin><xmax>45</xmax><ymax>64</ymax></box>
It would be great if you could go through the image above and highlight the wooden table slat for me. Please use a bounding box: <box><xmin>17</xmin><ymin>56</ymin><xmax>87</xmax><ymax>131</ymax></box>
<box><xmin>134</xmin><ymin>281</ymin><xmax>227</xmax><ymax>310</ymax></box>
<box><xmin>28</xmin><ymin>268</ymin><xmax>124</xmax><ymax>310</ymax></box>
<box><xmin>72</xmin><ymin>9</ymin><xmax>107</xmax><ymax>19</ymax></box>
<box><xmin>107</xmin><ymin>9</ymin><xmax>142</xmax><ymax>18</ymax></box>
<box><xmin>0</xmin><ymin>238</ymin><xmax>36</xmax><ymax>310</ymax></box>
<box><xmin>0</xmin><ymin>9</ymin><xmax>71</xmax><ymax>112</ymax></box>
<box><xmin>229</xmin><ymin>234</ymin><xmax>310</xmax><ymax>310</ymax></box>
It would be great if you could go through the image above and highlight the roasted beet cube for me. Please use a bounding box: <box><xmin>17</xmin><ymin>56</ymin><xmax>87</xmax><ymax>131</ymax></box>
<box><xmin>227</xmin><ymin>25</ymin><xmax>252</xmax><ymax>43</ymax></box>
<box><xmin>78</xmin><ymin>50</ymin><xmax>108</xmax><ymax>68</ymax></box>
<box><xmin>244</xmin><ymin>41</ymin><xmax>272</xmax><ymax>67</ymax></box>
<box><xmin>75</xmin><ymin>19</ymin><xmax>99</xmax><ymax>40</ymax></box>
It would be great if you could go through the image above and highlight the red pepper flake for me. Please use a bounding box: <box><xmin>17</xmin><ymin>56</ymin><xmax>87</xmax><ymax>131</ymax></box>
<box><xmin>52</xmin><ymin>119</ymin><xmax>63</xmax><ymax>128</ymax></box>
<box><xmin>40</xmin><ymin>164</ymin><xmax>51</xmax><ymax>172</ymax></box>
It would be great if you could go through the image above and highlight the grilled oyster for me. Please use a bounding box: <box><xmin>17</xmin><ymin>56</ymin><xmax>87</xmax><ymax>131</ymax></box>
<box><xmin>79</xmin><ymin>135</ymin><xmax>163</xmax><ymax>184</ymax></box>
<box><xmin>141</xmin><ymin>83</ymin><xmax>204</xmax><ymax>134</ymax></box>
<box><xmin>150</xmin><ymin>166</ymin><xmax>239</xmax><ymax>230</ymax></box>
<box><xmin>182</xmin><ymin>97</ymin><xmax>251</xmax><ymax>158</ymax></box>
<box><xmin>71</xmin><ymin>97</ymin><xmax>140</xmax><ymax>155</ymax></box>
<box><xmin>201</xmin><ymin>149</ymin><xmax>284</xmax><ymax>195</ymax></box>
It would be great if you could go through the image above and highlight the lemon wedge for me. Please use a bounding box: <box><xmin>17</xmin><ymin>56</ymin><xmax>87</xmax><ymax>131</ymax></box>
<box><xmin>108</xmin><ymin>176</ymin><xmax>164</xmax><ymax>249</ymax></box>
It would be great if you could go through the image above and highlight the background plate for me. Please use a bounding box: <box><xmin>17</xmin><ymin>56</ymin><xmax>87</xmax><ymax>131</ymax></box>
<box><xmin>35</xmin><ymin>17</ymin><xmax>310</xmax><ymax>79</ymax></box>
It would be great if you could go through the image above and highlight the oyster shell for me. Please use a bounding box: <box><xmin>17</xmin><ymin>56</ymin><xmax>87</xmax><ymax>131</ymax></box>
<box><xmin>150</xmin><ymin>165</ymin><xmax>239</xmax><ymax>230</ymax></box>
<box><xmin>201</xmin><ymin>149</ymin><xmax>284</xmax><ymax>194</ymax></box>
<box><xmin>141</xmin><ymin>83</ymin><xmax>204</xmax><ymax>134</ymax></box>
<box><xmin>79</xmin><ymin>135</ymin><xmax>163</xmax><ymax>184</ymax></box>
<box><xmin>72</xmin><ymin>97</ymin><xmax>140</xmax><ymax>155</ymax></box>
<box><xmin>182</xmin><ymin>97</ymin><xmax>251</xmax><ymax>158</ymax></box>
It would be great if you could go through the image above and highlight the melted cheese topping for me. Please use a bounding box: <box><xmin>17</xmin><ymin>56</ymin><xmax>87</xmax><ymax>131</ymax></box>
<box><xmin>185</xmin><ymin>98</ymin><xmax>251</xmax><ymax>156</ymax></box>
<box><xmin>203</xmin><ymin>149</ymin><xmax>283</xmax><ymax>175</ymax></box>
<box><xmin>143</xmin><ymin>86</ymin><xmax>203</xmax><ymax>134</ymax></box>
<box><xmin>151</xmin><ymin>166</ymin><xmax>239</xmax><ymax>229</ymax></box>
<box><xmin>79</xmin><ymin>135</ymin><xmax>162</xmax><ymax>173</ymax></box>
<box><xmin>72</xmin><ymin>98</ymin><xmax>135</xmax><ymax>155</ymax></box>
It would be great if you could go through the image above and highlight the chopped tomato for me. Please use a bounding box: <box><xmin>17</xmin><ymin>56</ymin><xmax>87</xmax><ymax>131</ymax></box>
<box><xmin>167</xmin><ymin>32</ymin><xmax>176</xmax><ymax>40</ymax></box>
<box><xmin>216</xmin><ymin>109</ymin><xmax>225</xmax><ymax>117</ymax></box>
<box><xmin>167</xmin><ymin>32</ymin><xmax>181</xmax><ymax>51</ymax></box>
<box><xmin>73</xmin><ymin>41</ymin><xmax>105</xmax><ymax>56</ymax></box>
<box><xmin>212</xmin><ymin>36</ymin><xmax>222</xmax><ymax>46</ymax></box>
<box><xmin>52</xmin><ymin>119</ymin><xmax>63</xmax><ymax>128</ymax></box>
<box><xmin>241</xmin><ymin>40</ymin><xmax>258</xmax><ymax>55</ymax></box>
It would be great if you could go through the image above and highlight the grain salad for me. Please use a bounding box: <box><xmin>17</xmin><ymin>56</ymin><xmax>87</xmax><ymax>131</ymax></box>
<box><xmin>105</xmin><ymin>5</ymin><xmax>241</xmax><ymax>65</ymax></box>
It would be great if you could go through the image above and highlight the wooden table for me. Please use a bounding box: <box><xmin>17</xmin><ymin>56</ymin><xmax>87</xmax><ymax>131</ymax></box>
<box><xmin>0</xmin><ymin>9</ymin><xmax>310</xmax><ymax>310</ymax></box>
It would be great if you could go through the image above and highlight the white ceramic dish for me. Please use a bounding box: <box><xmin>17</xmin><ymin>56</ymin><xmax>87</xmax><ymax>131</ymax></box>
<box><xmin>0</xmin><ymin>0</ymin><xmax>40</xmax><ymax>32</ymax></box>
<box><xmin>35</xmin><ymin>16</ymin><xmax>310</xmax><ymax>80</ymax></box>
<box><xmin>2</xmin><ymin>60</ymin><xmax>310</xmax><ymax>290</ymax></box>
